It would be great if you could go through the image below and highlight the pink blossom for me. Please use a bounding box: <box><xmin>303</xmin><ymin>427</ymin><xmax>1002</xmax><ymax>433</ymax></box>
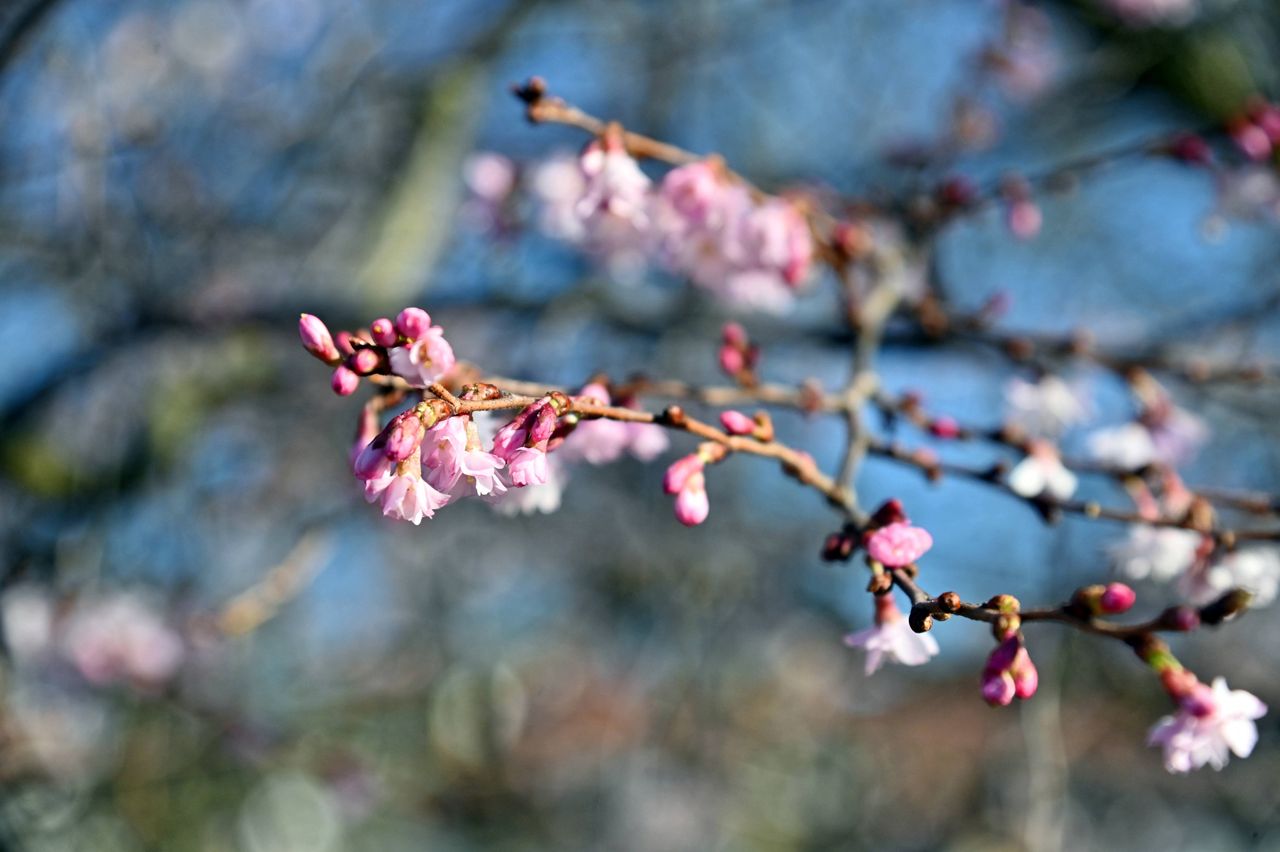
<box><xmin>865</xmin><ymin>522</ymin><xmax>933</xmax><ymax>567</ymax></box>
<box><xmin>60</xmin><ymin>594</ymin><xmax>185</xmax><ymax>687</ymax></box>
<box><xmin>530</xmin><ymin>152</ymin><xmax>588</xmax><ymax>242</ymax></box>
<box><xmin>1004</xmin><ymin>375</ymin><xmax>1089</xmax><ymax>438</ymax></box>
<box><xmin>843</xmin><ymin>595</ymin><xmax>939</xmax><ymax>675</ymax></box>
<box><xmin>388</xmin><ymin>326</ymin><xmax>456</xmax><ymax>387</ymax></box>
<box><xmin>657</xmin><ymin>160</ymin><xmax>730</xmax><ymax>229</ymax></box>
<box><xmin>730</xmin><ymin>198</ymin><xmax>813</xmax><ymax>287</ymax></box>
<box><xmin>492</xmin><ymin>455</ymin><xmax>568</xmax><ymax>516</ymax></box>
<box><xmin>663</xmin><ymin>454</ymin><xmax>704</xmax><ymax>495</ymax></box>
<box><xmin>1109</xmin><ymin>526</ymin><xmax>1201</xmax><ymax>583</ymax></box>
<box><xmin>624</xmin><ymin>422</ymin><xmax>669</xmax><ymax>461</ymax></box>
<box><xmin>422</xmin><ymin>416</ymin><xmax>469</xmax><ymax>493</ymax></box>
<box><xmin>1006</xmin><ymin>199</ymin><xmax>1042</xmax><ymax>240</ymax></box>
<box><xmin>562</xmin><ymin>384</ymin><xmax>630</xmax><ymax>465</ymax></box>
<box><xmin>1087</xmin><ymin>422</ymin><xmax>1158</xmax><ymax>470</ymax></box>
<box><xmin>1148</xmin><ymin>678</ymin><xmax>1266</xmax><ymax>773</ymax></box>
<box><xmin>458</xmin><ymin>445</ymin><xmax>507</xmax><ymax>499</ymax></box>
<box><xmin>463</xmin><ymin>152</ymin><xmax>517</xmax><ymax>205</ymax></box>
<box><xmin>507</xmin><ymin>446</ymin><xmax>549</xmax><ymax>487</ymax></box>
<box><xmin>1181</xmin><ymin>546</ymin><xmax>1280</xmax><ymax>608</ymax></box>
<box><xmin>1145</xmin><ymin>404</ymin><xmax>1209</xmax><ymax>466</ymax></box>
<box><xmin>378</xmin><ymin>463</ymin><xmax>450</xmax><ymax>525</ymax></box>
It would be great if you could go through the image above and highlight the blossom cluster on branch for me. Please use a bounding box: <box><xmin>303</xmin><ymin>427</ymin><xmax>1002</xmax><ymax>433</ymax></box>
<box><xmin>294</xmin><ymin>74</ymin><xmax>1280</xmax><ymax>775</ymax></box>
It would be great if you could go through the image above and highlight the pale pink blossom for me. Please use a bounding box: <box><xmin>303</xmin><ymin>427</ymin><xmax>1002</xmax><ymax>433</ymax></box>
<box><xmin>388</xmin><ymin>326</ymin><xmax>456</xmax><ymax>387</ymax></box>
<box><xmin>1004</xmin><ymin>375</ymin><xmax>1088</xmax><ymax>437</ymax></box>
<box><xmin>1007</xmin><ymin>442</ymin><xmax>1078</xmax><ymax>500</ymax></box>
<box><xmin>1087</xmin><ymin>422</ymin><xmax>1158</xmax><ymax>470</ymax></box>
<box><xmin>530</xmin><ymin>152</ymin><xmax>587</xmax><ymax>242</ymax></box>
<box><xmin>492</xmin><ymin>456</ymin><xmax>568</xmax><ymax>516</ymax></box>
<box><xmin>865</xmin><ymin>522</ymin><xmax>933</xmax><ymax>567</ymax></box>
<box><xmin>843</xmin><ymin>595</ymin><xmax>939</xmax><ymax>675</ymax></box>
<box><xmin>507</xmin><ymin>446</ymin><xmax>548</xmax><ymax>487</ymax></box>
<box><xmin>1109</xmin><ymin>526</ymin><xmax>1201</xmax><ymax>583</ymax></box>
<box><xmin>1146</xmin><ymin>405</ymin><xmax>1209</xmax><ymax>466</ymax></box>
<box><xmin>60</xmin><ymin>594</ymin><xmax>184</xmax><ymax>686</ymax></box>
<box><xmin>1181</xmin><ymin>547</ymin><xmax>1280</xmax><ymax>608</ymax></box>
<box><xmin>379</xmin><ymin>465</ymin><xmax>450</xmax><ymax>525</ymax></box>
<box><xmin>1149</xmin><ymin>678</ymin><xmax>1266</xmax><ymax>773</ymax></box>
<box><xmin>463</xmin><ymin>152</ymin><xmax>517</xmax><ymax>205</ymax></box>
<box><xmin>624</xmin><ymin>421</ymin><xmax>669</xmax><ymax>462</ymax></box>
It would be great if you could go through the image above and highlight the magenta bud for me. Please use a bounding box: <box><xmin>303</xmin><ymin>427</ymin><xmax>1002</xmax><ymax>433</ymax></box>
<box><xmin>395</xmin><ymin>307</ymin><xmax>432</xmax><ymax>340</ymax></box>
<box><xmin>1256</xmin><ymin>106</ymin><xmax>1280</xmax><ymax>143</ymax></box>
<box><xmin>299</xmin><ymin>314</ymin><xmax>339</xmax><ymax>363</ymax></box>
<box><xmin>868</xmin><ymin>498</ymin><xmax>908</xmax><ymax>528</ymax></box>
<box><xmin>929</xmin><ymin>416</ymin><xmax>961</xmax><ymax>439</ymax></box>
<box><xmin>663</xmin><ymin>454</ymin><xmax>704</xmax><ymax>495</ymax></box>
<box><xmin>982</xmin><ymin>670</ymin><xmax>1015</xmax><ymax>707</ymax></box>
<box><xmin>719</xmin><ymin>410</ymin><xmax>756</xmax><ymax>435</ymax></box>
<box><xmin>370</xmin><ymin>317</ymin><xmax>398</xmax><ymax>347</ymax></box>
<box><xmin>334</xmin><ymin>330</ymin><xmax>355</xmax><ymax>356</ymax></box>
<box><xmin>1181</xmin><ymin>682</ymin><xmax>1217</xmax><ymax>718</ymax></box>
<box><xmin>331</xmin><ymin>366</ymin><xmax>359</xmax><ymax>396</ymax></box>
<box><xmin>1011</xmin><ymin>649</ymin><xmax>1038</xmax><ymax>699</ymax></box>
<box><xmin>528</xmin><ymin>403</ymin><xmax>559</xmax><ymax>446</ymax></box>
<box><xmin>937</xmin><ymin>175</ymin><xmax>977</xmax><ymax>208</ymax></box>
<box><xmin>721</xmin><ymin>321</ymin><xmax>747</xmax><ymax>349</ymax></box>
<box><xmin>1231</xmin><ymin>122</ymin><xmax>1272</xmax><ymax>162</ymax></box>
<box><xmin>1099</xmin><ymin>582</ymin><xmax>1136</xmax><ymax>614</ymax></box>
<box><xmin>384</xmin><ymin>409</ymin><xmax>426</xmax><ymax>461</ymax></box>
<box><xmin>986</xmin><ymin>636</ymin><xmax>1020</xmax><ymax>673</ymax></box>
<box><xmin>1166</xmin><ymin>606</ymin><xmax>1200</xmax><ymax>632</ymax></box>
<box><xmin>718</xmin><ymin>344</ymin><xmax>746</xmax><ymax>377</ymax></box>
<box><xmin>349</xmin><ymin>349</ymin><xmax>380</xmax><ymax>376</ymax></box>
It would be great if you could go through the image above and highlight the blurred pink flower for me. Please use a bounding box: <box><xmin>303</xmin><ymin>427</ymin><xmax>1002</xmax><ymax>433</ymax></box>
<box><xmin>1149</xmin><ymin>678</ymin><xmax>1266</xmax><ymax>773</ymax></box>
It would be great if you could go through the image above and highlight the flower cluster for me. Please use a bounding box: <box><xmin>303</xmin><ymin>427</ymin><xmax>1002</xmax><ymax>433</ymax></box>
<box><xmin>1148</xmin><ymin>663</ymin><xmax>1266</xmax><ymax>773</ymax></box>
<box><xmin>528</xmin><ymin>134</ymin><xmax>814</xmax><ymax>311</ymax></box>
<box><xmin>303</xmin><ymin>309</ymin><xmax>670</xmax><ymax>525</ymax></box>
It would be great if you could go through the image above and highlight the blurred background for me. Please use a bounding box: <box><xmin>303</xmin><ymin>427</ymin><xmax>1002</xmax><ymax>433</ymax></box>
<box><xmin>2</xmin><ymin>0</ymin><xmax>1280</xmax><ymax>849</ymax></box>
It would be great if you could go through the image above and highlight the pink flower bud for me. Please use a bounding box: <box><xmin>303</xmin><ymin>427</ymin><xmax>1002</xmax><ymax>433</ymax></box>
<box><xmin>718</xmin><ymin>344</ymin><xmax>746</xmax><ymax>377</ymax></box>
<box><xmin>721</xmin><ymin>322</ymin><xmax>747</xmax><ymax>349</ymax></box>
<box><xmin>929</xmin><ymin>416</ymin><xmax>961</xmax><ymax>439</ymax></box>
<box><xmin>384</xmin><ymin>409</ymin><xmax>426</xmax><ymax>461</ymax></box>
<box><xmin>335</xmin><ymin>330</ymin><xmax>355</xmax><ymax>356</ymax></box>
<box><xmin>1181</xmin><ymin>682</ymin><xmax>1217</xmax><ymax>718</ymax></box>
<box><xmin>1011</xmin><ymin>648</ymin><xmax>1038</xmax><ymax>699</ymax></box>
<box><xmin>1006</xmin><ymin>199</ymin><xmax>1042</xmax><ymax>240</ymax></box>
<box><xmin>350</xmin><ymin>349</ymin><xmax>380</xmax><ymax>376</ymax></box>
<box><xmin>370</xmin><ymin>317</ymin><xmax>398</xmax><ymax>347</ymax></box>
<box><xmin>1256</xmin><ymin>105</ymin><xmax>1280</xmax><ymax>144</ymax></box>
<box><xmin>1099</xmin><ymin>582</ymin><xmax>1136</xmax><ymax>614</ymax></box>
<box><xmin>865</xmin><ymin>522</ymin><xmax>933</xmax><ymax>567</ymax></box>
<box><xmin>663</xmin><ymin>454</ymin><xmax>704</xmax><ymax>495</ymax></box>
<box><xmin>982</xmin><ymin>669</ymin><xmax>1016</xmax><ymax>707</ymax></box>
<box><xmin>395</xmin><ymin>307</ymin><xmax>432</xmax><ymax>340</ymax></box>
<box><xmin>869</xmin><ymin>498</ymin><xmax>908</xmax><ymax>527</ymax></box>
<box><xmin>719</xmin><ymin>410</ymin><xmax>756</xmax><ymax>435</ymax></box>
<box><xmin>1231</xmin><ymin>121</ymin><xmax>1272</xmax><ymax>162</ymax></box>
<box><xmin>299</xmin><ymin>314</ymin><xmax>339</xmax><ymax>363</ymax></box>
<box><xmin>673</xmin><ymin>471</ymin><xmax>709</xmax><ymax>526</ymax></box>
<box><xmin>331</xmin><ymin>366</ymin><xmax>359</xmax><ymax>396</ymax></box>
<box><xmin>528</xmin><ymin>403</ymin><xmax>559</xmax><ymax>446</ymax></box>
<box><xmin>1166</xmin><ymin>606</ymin><xmax>1200</xmax><ymax>632</ymax></box>
<box><xmin>353</xmin><ymin>436</ymin><xmax>390</xmax><ymax>479</ymax></box>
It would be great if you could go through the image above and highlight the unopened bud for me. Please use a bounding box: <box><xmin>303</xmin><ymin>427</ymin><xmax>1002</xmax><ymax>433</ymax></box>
<box><xmin>1099</xmin><ymin>582</ymin><xmax>1136</xmax><ymax>615</ymax></box>
<box><xmin>395</xmin><ymin>307</ymin><xmax>432</xmax><ymax>339</ymax></box>
<box><xmin>299</xmin><ymin>314</ymin><xmax>340</xmax><ymax>363</ymax></box>
<box><xmin>370</xmin><ymin>317</ymin><xmax>398</xmax><ymax>347</ymax></box>
<box><xmin>908</xmin><ymin>607</ymin><xmax>933</xmax><ymax>634</ymax></box>
<box><xmin>331</xmin><ymin>366</ymin><xmax>359</xmax><ymax>396</ymax></box>
<box><xmin>349</xmin><ymin>348</ymin><xmax>381</xmax><ymax>376</ymax></box>
<box><xmin>719</xmin><ymin>409</ymin><xmax>756</xmax><ymax>436</ymax></box>
<box><xmin>937</xmin><ymin>591</ymin><xmax>961</xmax><ymax>613</ymax></box>
<box><xmin>1199</xmin><ymin>589</ymin><xmax>1252</xmax><ymax>626</ymax></box>
<box><xmin>1160</xmin><ymin>606</ymin><xmax>1201</xmax><ymax>632</ymax></box>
